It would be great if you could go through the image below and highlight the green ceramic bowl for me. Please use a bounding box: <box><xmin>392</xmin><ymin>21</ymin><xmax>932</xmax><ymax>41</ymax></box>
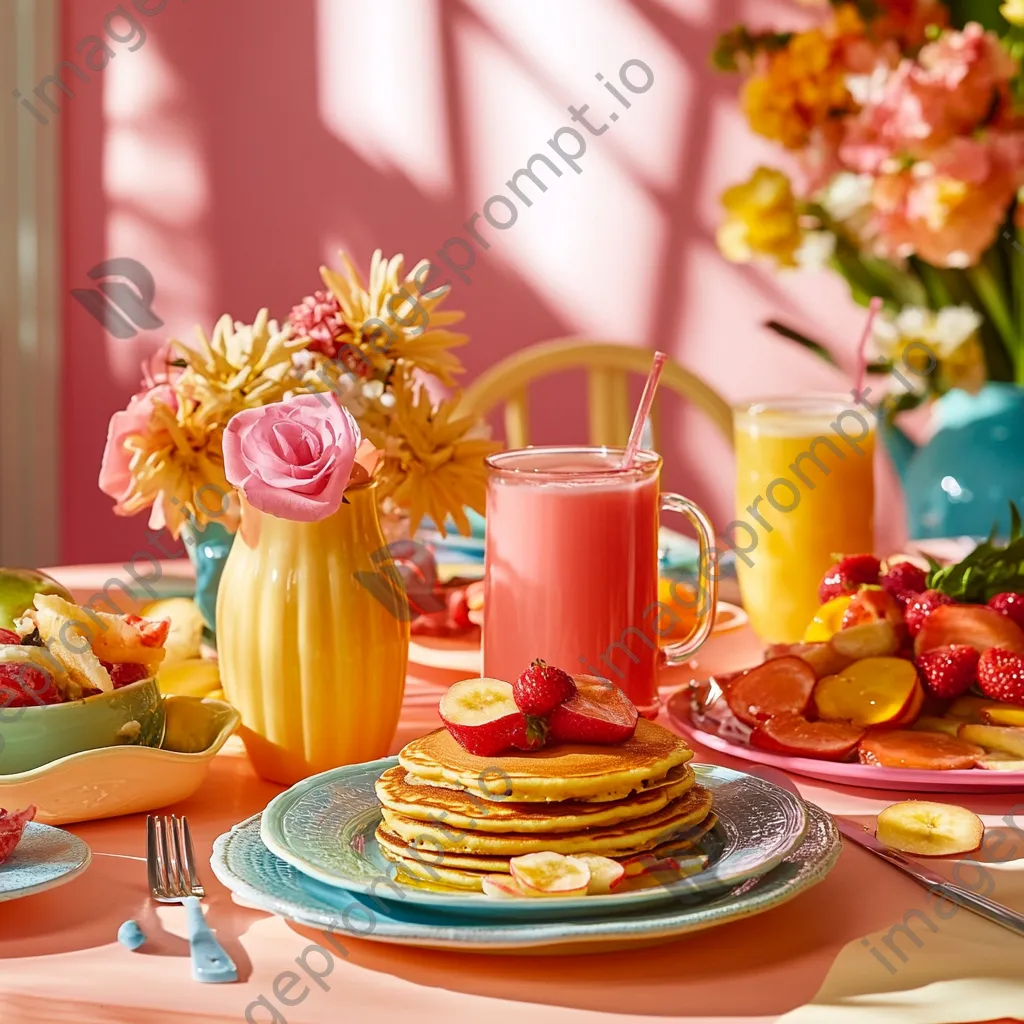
<box><xmin>0</xmin><ymin>677</ymin><xmax>166</xmax><ymax>775</ymax></box>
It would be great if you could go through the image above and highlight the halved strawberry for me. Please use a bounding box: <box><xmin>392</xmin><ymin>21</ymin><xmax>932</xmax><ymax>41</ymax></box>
<box><xmin>914</xmin><ymin>604</ymin><xmax>1024</xmax><ymax>658</ymax></box>
<box><xmin>725</xmin><ymin>656</ymin><xmax>815</xmax><ymax>727</ymax></box>
<box><xmin>976</xmin><ymin>647</ymin><xmax>1024</xmax><ymax>707</ymax></box>
<box><xmin>547</xmin><ymin>677</ymin><xmax>637</xmax><ymax>745</ymax></box>
<box><xmin>904</xmin><ymin>590</ymin><xmax>954</xmax><ymax>638</ymax></box>
<box><xmin>751</xmin><ymin>714</ymin><xmax>864</xmax><ymax>760</ymax></box>
<box><xmin>439</xmin><ymin>678</ymin><xmax>548</xmax><ymax>756</ymax></box>
<box><xmin>859</xmin><ymin>729</ymin><xmax>984</xmax><ymax>770</ymax></box>
<box><xmin>916</xmin><ymin>645</ymin><xmax>979</xmax><ymax>700</ymax></box>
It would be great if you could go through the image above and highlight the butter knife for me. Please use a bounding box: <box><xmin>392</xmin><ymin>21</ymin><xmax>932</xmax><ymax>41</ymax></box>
<box><xmin>836</xmin><ymin>816</ymin><xmax>1024</xmax><ymax>938</ymax></box>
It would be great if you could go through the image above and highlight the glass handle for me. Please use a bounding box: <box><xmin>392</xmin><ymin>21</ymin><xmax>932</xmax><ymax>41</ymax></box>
<box><xmin>660</xmin><ymin>493</ymin><xmax>718</xmax><ymax>666</ymax></box>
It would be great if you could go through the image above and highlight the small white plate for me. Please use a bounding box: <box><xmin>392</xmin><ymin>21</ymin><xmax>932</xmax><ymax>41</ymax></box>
<box><xmin>0</xmin><ymin>822</ymin><xmax>91</xmax><ymax>902</ymax></box>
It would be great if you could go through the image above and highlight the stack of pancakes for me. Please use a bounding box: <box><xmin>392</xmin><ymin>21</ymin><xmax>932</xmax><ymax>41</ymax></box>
<box><xmin>375</xmin><ymin>719</ymin><xmax>715</xmax><ymax>891</ymax></box>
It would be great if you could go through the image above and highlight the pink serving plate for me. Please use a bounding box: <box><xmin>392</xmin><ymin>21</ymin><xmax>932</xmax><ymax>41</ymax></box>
<box><xmin>666</xmin><ymin>685</ymin><xmax>1024</xmax><ymax>793</ymax></box>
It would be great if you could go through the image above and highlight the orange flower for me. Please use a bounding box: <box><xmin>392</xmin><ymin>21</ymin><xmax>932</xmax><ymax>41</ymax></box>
<box><xmin>742</xmin><ymin>5</ymin><xmax>864</xmax><ymax>150</ymax></box>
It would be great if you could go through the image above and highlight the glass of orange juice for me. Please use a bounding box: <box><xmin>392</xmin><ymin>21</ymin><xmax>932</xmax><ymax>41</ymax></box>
<box><xmin>733</xmin><ymin>395</ymin><xmax>875</xmax><ymax>644</ymax></box>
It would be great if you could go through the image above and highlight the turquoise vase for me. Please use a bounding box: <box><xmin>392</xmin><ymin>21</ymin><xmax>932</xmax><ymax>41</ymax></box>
<box><xmin>881</xmin><ymin>383</ymin><xmax>1024</xmax><ymax>539</ymax></box>
<box><xmin>183</xmin><ymin>520</ymin><xmax>234</xmax><ymax>637</ymax></box>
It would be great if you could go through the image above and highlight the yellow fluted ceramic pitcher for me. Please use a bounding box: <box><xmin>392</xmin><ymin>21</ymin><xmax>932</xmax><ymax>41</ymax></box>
<box><xmin>216</xmin><ymin>482</ymin><xmax>408</xmax><ymax>785</ymax></box>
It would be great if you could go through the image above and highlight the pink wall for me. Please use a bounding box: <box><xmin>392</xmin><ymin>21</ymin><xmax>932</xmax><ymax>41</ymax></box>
<box><xmin>59</xmin><ymin>0</ymin><xmax>904</xmax><ymax>565</ymax></box>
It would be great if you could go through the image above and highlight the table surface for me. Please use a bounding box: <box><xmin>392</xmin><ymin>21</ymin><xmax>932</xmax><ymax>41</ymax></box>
<box><xmin>0</xmin><ymin>567</ymin><xmax>1019</xmax><ymax>1024</ymax></box>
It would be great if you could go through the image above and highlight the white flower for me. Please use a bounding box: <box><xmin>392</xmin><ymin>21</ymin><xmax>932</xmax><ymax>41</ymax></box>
<box><xmin>819</xmin><ymin>173</ymin><xmax>874</xmax><ymax>223</ymax></box>
<box><xmin>872</xmin><ymin>304</ymin><xmax>983</xmax><ymax>360</ymax></box>
<box><xmin>794</xmin><ymin>230</ymin><xmax>836</xmax><ymax>270</ymax></box>
<box><xmin>845</xmin><ymin>66</ymin><xmax>889</xmax><ymax>107</ymax></box>
<box><xmin>933</xmin><ymin>306</ymin><xmax>983</xmax><ymax>355</ymax></box>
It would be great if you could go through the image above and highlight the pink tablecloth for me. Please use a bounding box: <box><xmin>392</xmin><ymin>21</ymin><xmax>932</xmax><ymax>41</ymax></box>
<box><xmin>0</xmin><ymin>572</ymin><xmax>1018</xmax><ymax>1024</ymax></box>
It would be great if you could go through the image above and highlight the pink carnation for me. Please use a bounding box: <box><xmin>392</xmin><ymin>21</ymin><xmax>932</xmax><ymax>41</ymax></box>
<box><xmin>223</xmin><ymin>393</ymin><xmax>361</xmax><ymax>522</ymax></box>
<box><xmin>98</xmin><ymin>384</ymin><xmax>178</xmax><ymax>513</ymax></box>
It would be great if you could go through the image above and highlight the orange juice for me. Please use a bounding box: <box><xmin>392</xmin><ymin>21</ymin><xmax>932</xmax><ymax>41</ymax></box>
<box><xmin>733</xmin><ymin>396</ymin><xmax>875</xmax><ymax>643</ymax></box>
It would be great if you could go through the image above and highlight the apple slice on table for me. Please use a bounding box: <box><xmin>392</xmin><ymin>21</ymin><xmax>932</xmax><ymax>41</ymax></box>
<box><xmin>914</xmin><ymin>604</ymin><xmax>1024</xmax><ymax>658</ymax></box>
<box><xmin>876</xmin><ymin>800</ymin><xmax>984</xmax><ymax>857</ymax></box>
<box><xmin>813</xmin><ymin>657</ymin><xmax>919</xmax><ymax>727</ymax></box>
<box><xmin>859</xmin><ymin>730</ymin><xmax>985</xmax><ymax>770</ymax></box>
<box><xmin>751</xmin><ymin>714</ymin><xmax>864</xmax><ymax>760</ymax></box>
<box><xmin>957</xmin><ymin>724</ymin><xmax>1024</xmax><ymax>758</ymax></box>
<box><xmin>724</xmin><ymin>656</ymin><xmax>815</xmax><ymax>727</ymax></box>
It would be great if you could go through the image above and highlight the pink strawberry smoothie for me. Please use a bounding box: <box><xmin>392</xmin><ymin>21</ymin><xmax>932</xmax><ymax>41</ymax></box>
<box><xmin>483</xmin><ymin>448</ymin><xmax>663</xmax><ymax>715</ymax></box>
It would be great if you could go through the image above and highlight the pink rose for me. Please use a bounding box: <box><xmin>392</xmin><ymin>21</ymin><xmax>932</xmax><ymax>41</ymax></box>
<box><xmin>223</xmin><ymin>393</ymin><xmax>361</xmax><ymax>522</ymax></box>
<box><xmin>99</xmin><ymin>384</ymin><xmax>177</xmax><ymax>511</ymax></box>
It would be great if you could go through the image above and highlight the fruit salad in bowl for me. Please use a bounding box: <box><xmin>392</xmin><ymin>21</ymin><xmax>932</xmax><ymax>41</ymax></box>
<box><xmin>0</xmin><ymin>594</ymin><xmax>170</xmax><ymax>774</ymax></box>
<box><xmin>671</xmin><ymin>525</ymin><xmax>1024</xmax><ymax>784</ymax></box>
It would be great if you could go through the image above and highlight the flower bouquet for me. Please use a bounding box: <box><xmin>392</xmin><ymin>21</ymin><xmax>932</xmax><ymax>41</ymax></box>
<box><xmin>714</xmin><ymin>0</ymin><xmax>1024</xmax><ymax>536</ymax></box>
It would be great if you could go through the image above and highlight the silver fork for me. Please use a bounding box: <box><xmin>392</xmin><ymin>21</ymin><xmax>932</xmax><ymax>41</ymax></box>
<box><xmin>147</xmin><ymin>814</ymin><xmax>238</xmax><ymax>983</ymax></box>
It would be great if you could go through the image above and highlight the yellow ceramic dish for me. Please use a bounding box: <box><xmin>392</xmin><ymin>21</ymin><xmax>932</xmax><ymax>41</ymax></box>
<box><xmin>0</xmin><ymin>697</ymin><xmax>240</xmax><ymax>825</ymax></box>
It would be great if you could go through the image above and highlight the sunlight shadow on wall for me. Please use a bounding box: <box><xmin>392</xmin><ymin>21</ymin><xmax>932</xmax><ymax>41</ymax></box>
<box><xmin>316</xmin><ymin>0</ymin><xmax>451</xmax><ymax>199</ymax></box>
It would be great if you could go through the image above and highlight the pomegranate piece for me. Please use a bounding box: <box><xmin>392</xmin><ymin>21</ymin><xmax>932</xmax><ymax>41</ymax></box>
<box><xmin>724</xmin><ymin>656</ymin><xmax>816</xmax><ymax>727</ymax></box>
<box><xmin>858</xmin><ymin>730</ymin><xmax>985</xmax><ymax>770</ymax></box>
<box><xmin>914</xmin><ymin>604</ymin><xmax>1024</xmax><ymax>658</ymax></box>
<box><xmin>751</xmin><ymin>714</ymin><xmax>864</xmax><ymax>760</ymax></box>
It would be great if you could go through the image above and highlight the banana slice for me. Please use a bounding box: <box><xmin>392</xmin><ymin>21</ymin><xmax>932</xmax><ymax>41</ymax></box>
<box><xmin>509</xmin><ymin>852</ymin><xmax>590</xmax><ymax>896</ymax></box>
<box><xmin>876</xmin><ymin>800</ymin><xmax>984</xmax><ymax>857</ymax></box>
<box><xmin>567</xmin><ymin>854</ymin><xmax>626</xmax><ymax>894</ymax></box>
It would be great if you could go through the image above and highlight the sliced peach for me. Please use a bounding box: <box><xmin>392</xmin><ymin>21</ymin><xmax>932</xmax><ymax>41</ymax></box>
<box><xmin>859</xmin><ymin>730</ymin><xmax>985</xmax><ymax>770</ymax></box>
<box><xmin>915</xmin><ymin>604</ymin><xmax>1024</xmax><ymax>658</ymax></box>
<box><xmin>568</xmin><ymin>855</ymin><xmax>625</xmax><ymax>895</ymax></box>
<box><xmin>876</xmin><ymin>801</ymin><xmax>983</xmax><ymax>857</ymax></box>
<box><xmin>725</xmin><ymin>656</ymin><xmax>815</xmax><ymax>727</ymax></box>
<box><xmin>982</xmin><ymin>706</ymin><xmax>1024</xmax><ymax>727</ymax></box>
<box><xmin>911</xmin><ymin>715</ymin><xmax>962</xmax><ymax>738</ymax></box>
<box><xmin>957</xmin><ymin>724</ymin><xmax>1024</xmax><ymax>758</ymax></box>
<box><xmin>891</xmin><ymin>681</ymin><xmax>924</xmax><ymax>727</ymax></box>
<box><xmin>814</xmin><ymin>657</ymin><xmax>919</xmax><ymax>727</ymax></box>
<box><xmin>947</xmin><ymin>695</ymin><xmax>999</xmax><ymax>721</ymax></box>
<box><xmin>803</xmin><ymin>595</ymin><xmax>853</xmax><ymax>642</ymax></box>
<box><xmin>830</xmin><ymin>621</ymin><xmax>899</xmax><ymax>660</ymax></box>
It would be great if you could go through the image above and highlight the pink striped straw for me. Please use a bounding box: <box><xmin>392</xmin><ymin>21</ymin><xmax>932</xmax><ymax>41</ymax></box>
<box><xmin>622</xmin><ymin>350</ymin><xmax>668</xmax><ymax>468</ymax></box>
<box><xmin>854</xmin><ymin>297</ymin><xmax>882</xmax><ymax>396</ymax></box>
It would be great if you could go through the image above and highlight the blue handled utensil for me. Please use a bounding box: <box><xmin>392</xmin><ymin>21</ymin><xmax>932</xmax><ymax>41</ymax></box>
<box><xmin>146</xmin><ymin>814</ymin><xmax>238</xmax><ymax>983</ymax></box>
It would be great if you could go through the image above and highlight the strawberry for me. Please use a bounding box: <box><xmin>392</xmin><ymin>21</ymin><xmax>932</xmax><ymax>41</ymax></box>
<box><xmin>977</xmin><ymin>647</ymin><xmax>1024</xmax><ymax>707</ymax></box>
<box><xmin>102</xmin><ymin>662</ymin><xmax>150</xmax><ymax>689</ymax></box>
<box><xmin>512</xmin><ymin>658</ymin><xmax>576</xmax><ymax>716</ymax></box>
<box><xmin>987</xmin><ymin>592</ymin><xmax>1024</xmax><ymax>632</ymax></box>
<box><xmin>439</xmin><ymin>678</ymin><xmax>548</xmax><ymax>755</ymax></box>
<box><xmin>0</xmin><ymin>662</ymin><xmax>60</xmax><ymax>708</ymax></box>
<box><xmin>548</xmin><ymin>677</ymin><xmax>637</xmax><ymax>745</ymax></box>
<box><xmin>0</xmin><ymin>629</ymin><xmax>21</xmax><ymax>645</ymax></box>
<box><xmin>914</xmin><ymin>603</ymin><xmax>1024</xmax><ymax>657</ymax></box>
<box><xmin>881</xmin><ymin>561</ymin><xmax>928</xmax><ymax>598</ymax></box>
<box><xmin>904</xmin><ymin>589</ymin><xmax>955</xmax><ymax>637</ymax></box>
<box><xmin>916</xmin><ymin>644</ymin><xmax>979</xmax><ymax>699</ymax></box>
<box><xmin>124</xmin><ymin>614</ymin><xmax>170</xmax><ymax>648</ymax></box>
<box><xmin>818</xmin><ymin>555</ymin><xmax>881</xmax><ymax>603</ymax></box>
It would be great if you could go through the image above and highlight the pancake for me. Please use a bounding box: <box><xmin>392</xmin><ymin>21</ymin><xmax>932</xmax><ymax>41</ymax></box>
<box><xmin>398</xmin><ymin>719</ymin><xmax>694</xmax><ymax>803</ymax></box>
<box><xmin>382</xmin><ymin>784</ymin><xmax>712</xmax><ymax>856</ymax></box>
<box><xmin>375</xmin><ymin>763</ymin><xmax>695</xmax><ymax>833</ymax></box>
<box><xmin>374</xmin><ymin>810</ymin><xmax>718</xmax><ymax>875</ymax></box>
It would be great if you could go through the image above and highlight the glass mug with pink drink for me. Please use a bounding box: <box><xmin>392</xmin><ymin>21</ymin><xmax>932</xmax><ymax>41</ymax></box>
<box><xmin>482</xmin><ymin>446</ymin><xmax>718</xmax><ymax>716</ymax></box>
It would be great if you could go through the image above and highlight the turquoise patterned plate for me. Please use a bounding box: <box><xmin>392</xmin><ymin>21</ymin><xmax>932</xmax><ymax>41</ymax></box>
<box><xmin>0</xmin><ymin>822</ymin><xmax>91</xmax><ymax>902</ymax></box>
<box><xmin>213</xmin><ymin>803</ymin><xmax>838</xmax><ymax>952</ymax></box>
<box><xmin>258</xmin><ymin>758</ymin><xmax>808</xmax><ymax>920</ymax></box>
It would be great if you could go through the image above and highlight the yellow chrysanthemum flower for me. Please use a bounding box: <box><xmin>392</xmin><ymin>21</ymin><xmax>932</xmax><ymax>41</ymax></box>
<box><xmin>121</xmin><ymin>395</ymin><xmax>239</xmax><ymax>539</ymax></box>
<box><xmin>319</xmin><ymin>250</ymin><xmax>468</xmax><ymax>386</ymax></box>
<box><xmin>718</xmin><ymin>167</ymin><xmax>804</xmax><ymax>267</ymax></box>
<box><xmin>366</xmin><ymin>364</ymin><xmax>500</xmax><ymax>537</ymax></box>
